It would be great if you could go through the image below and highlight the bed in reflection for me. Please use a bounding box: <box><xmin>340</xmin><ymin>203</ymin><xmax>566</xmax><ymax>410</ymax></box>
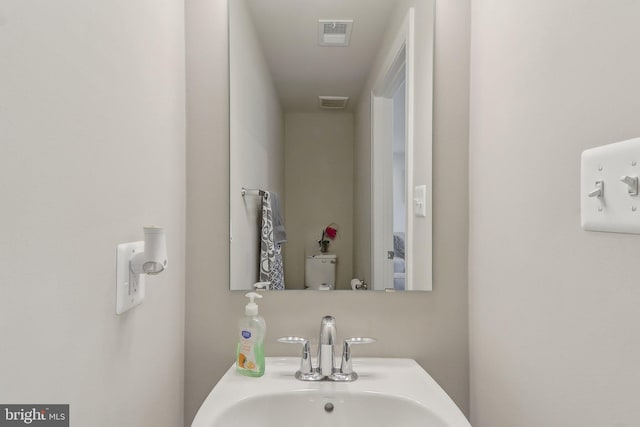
<box><xmin>393</xmin><ymin>232</ymin><xmax>405</xmax><ymax>290</ymax></box>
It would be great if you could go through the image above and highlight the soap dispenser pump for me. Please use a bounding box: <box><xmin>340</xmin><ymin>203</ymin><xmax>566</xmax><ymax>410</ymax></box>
<box><xmin>236</xmin><ymin>292</ymin><xmax>266</xmax><ymax>377</ymax></box>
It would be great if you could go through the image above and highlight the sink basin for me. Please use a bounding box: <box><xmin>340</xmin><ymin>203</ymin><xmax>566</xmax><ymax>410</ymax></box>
<box><xmin>191</xmin><ymin>357</ymin><xmax>471</xmax><ymax>427</ymax></box>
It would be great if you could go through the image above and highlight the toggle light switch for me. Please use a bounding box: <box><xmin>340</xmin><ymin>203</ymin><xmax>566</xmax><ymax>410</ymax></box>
<box><xmin>620</xmin><ymin>175</ymin><xmax>638</xmax><ymax>196</ymax></box>
<box><xmin>588</xmin><ymin>181</ymin><xmax>604</xmax><ymax>198</ymax></box>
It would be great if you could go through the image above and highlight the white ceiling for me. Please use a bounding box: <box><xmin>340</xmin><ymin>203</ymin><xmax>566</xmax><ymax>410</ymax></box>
<box><xmin>245</xmin><ymin>0</ymin><xmax>397</xmax><ymax>112</ymax></box>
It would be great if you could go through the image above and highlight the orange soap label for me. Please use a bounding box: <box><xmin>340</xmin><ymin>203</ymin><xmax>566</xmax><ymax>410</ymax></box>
<box><xmin>238</xmin><ymin>329</ymin><xmax>258</xmax><ymax>372</ymax></box>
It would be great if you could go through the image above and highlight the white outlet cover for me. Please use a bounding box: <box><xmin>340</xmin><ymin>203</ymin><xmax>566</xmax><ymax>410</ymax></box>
<box><xmin>581</xmin><ymin>137</ymin><xmax>640</xmax><ymax>234</ymax></box>
<box><xmin>116</xmin><ymin>241</ymin><xmax>145</xmax><ymax>315</ymax></box>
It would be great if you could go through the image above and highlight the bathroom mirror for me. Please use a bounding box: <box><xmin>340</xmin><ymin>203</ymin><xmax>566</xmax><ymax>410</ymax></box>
<box><xmin>229</xmin><ymin>0</ymin><xmax>434</xmax><ymax>291</ymax></box>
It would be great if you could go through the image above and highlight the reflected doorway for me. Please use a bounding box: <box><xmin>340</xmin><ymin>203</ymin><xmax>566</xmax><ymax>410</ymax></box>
<box><xmin>372</xmin><ymin>41</ymin><xmax>412</xmax><ymax>291</ymax></box>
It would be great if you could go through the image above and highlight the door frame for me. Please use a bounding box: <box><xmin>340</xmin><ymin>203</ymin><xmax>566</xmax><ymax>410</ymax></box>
<box><xmin>371</xmin><ymin>8</ymin><xmax>415</xmax><ymax>290</ymax></box>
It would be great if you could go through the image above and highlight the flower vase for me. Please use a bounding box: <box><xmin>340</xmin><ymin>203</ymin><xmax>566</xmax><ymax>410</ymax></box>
<box><xmin>320</xmin><ymin>242</ymin><xmax>329</xmax><ymax>253</ymax></box>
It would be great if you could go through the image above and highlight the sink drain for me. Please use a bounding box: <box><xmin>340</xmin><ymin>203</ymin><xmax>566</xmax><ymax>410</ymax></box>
<box><xmin>324</xmin><ymin>402</ymin><xmax>334</xmax><ymax>413</ymax></box>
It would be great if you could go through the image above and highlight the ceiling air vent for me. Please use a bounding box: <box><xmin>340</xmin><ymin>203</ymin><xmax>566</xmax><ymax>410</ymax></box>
<box><xmin>318</xmin><ymin>96</ymin><xmax>349</xmax><ymax>109</ymax></box>
<box><xmin>318</xmin><ymin>19</ymin><xmax>353</xmax><ymax>47</ymax></box>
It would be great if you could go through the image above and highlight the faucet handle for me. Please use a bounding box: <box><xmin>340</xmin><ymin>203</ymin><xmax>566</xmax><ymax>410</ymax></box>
<box><xmin>277</xmin><ymin>337</ymin><xmax>323</xmax><ymax>381</ymax></box>
<box><xmin>331</xmin><ymin>337</ymin><xmax>376</xmax><ymax>382</ymax></box>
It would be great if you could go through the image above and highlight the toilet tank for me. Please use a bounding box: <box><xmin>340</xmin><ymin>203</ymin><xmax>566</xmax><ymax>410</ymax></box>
<box><xmin>305</xmin><ymin>254</ymin><xmax>337</xmax><ymax>289</ymax></box>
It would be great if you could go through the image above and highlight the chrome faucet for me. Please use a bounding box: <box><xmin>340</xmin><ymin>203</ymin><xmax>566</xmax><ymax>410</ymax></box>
<box><xmin>278</xmin><ymin>315</ymin><xmax>376</xmax><ymax>382</ymax></box>
<box><xmin>317</xmin><ymin>315</ymin><xmax>337</xmax><ymax>377</ymax></box>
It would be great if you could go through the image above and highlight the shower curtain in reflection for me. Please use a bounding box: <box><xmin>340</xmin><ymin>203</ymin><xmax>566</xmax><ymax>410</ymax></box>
<box><xmin>260</xmin><ymin>192</ymin><xmax>285</xmax><ymax>290</ymax></box>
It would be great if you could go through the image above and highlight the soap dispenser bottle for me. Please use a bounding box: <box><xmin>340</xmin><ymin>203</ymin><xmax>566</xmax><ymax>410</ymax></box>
<box><xmin>236</xmin><ymin>292</ymin><xmax>266</xmax><ymax>377</ymax></box>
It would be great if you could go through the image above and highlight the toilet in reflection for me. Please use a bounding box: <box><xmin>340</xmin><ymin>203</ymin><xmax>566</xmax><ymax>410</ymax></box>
<box><xmin>304</xmin><ymin>254</ymin><xmax>337</xmax><ymax>290</ymax></box>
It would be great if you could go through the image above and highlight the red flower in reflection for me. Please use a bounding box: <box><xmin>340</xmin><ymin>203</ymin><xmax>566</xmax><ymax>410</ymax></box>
<box><xmin>318</xmin><ymin>223</ymin><xmax>339</xmax><ymax>252</ymax></box>
<box><xmin>325</xmin><ymin>226</ymin><xmax>338</xmax><ymax>239</ymax></box>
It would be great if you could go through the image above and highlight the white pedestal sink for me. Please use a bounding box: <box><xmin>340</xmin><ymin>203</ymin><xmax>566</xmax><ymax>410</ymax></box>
<box><xmin>192</xmin><ymin>357</ymin><xmax>471</xmax><ymax>427</ymax></box>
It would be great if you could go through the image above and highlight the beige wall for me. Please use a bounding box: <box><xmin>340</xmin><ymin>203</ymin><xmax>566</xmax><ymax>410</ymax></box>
<box><xmin>0</xmin><ymin>1</ymin><xmax>186</xmax><ymax>426</ymax></box>
<box><xmin>229</xmin><ymin>0</ymin><xmax>285</xmax><ymax>290</ymax></box>
<box><xmin>469</xmin><ymin>1</ymin><xmax>640</xmax><ymax>426</ymax></box>
<box><xmin>185</xmin><ymin>0</ymin><xmax>470</xmax><ymax>424</ymax></box>
<box><xmin>284</xmin><ymin>113</ymin><xmax>354</xmax><ymax>290</ymax></box>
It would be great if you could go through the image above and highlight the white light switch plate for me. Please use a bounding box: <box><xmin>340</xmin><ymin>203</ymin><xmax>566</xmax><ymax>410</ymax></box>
<box><xmin>116</xmin><ymin>241</ymin><xmax>145</xmax><ymax>315</ymax></box>
<box><xmin>414</xmin><ymin>185</ymin><xmax>427</xmax><ymax>217</ymax></box>
<box><xmin>581</xmin><ymin>137</ymin><xmax>640</xmax><ymax>233</ymax></box>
